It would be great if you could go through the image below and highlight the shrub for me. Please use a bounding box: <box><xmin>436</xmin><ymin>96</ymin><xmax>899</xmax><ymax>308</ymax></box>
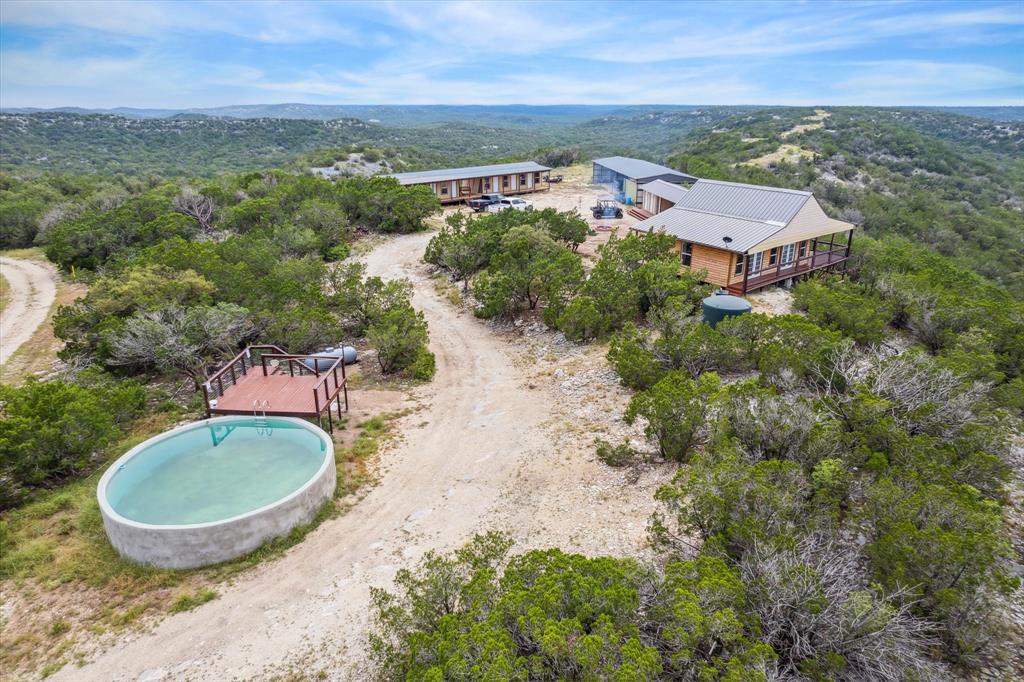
<box><xmin>625</xmin><ymin>371</ymin><xmax>721</xmax><ymax>461</ymax></box>
<box><xmin>594</xmin><ymin>439</ymin><xmax>638</xmax><ymax>468</ymax></box>
<box><xmin>366</xmin><ymin>304</ymin><xmax>430</xmax><ymax>375</ymax></box>
<box><xmin>0</xmin><ymin>377</ymin><xmax>145</xmax><ymax>509</ymax></box>
<box><xmin>370</xmin><ymin>533</ymin><xmax>774</xmax><ymax>681</ymax></box>
<box><xmin>793</xmin><ymin>279</ymin><xmax>889</xmax><ymax>345</ymax></box>
<box><xmin>607</xmin><ymin>323</ymin><xmax>664</xmax><ymax>390</ymax></box>
<box><xmin>557</xmin><ymin>295</ymin><xmax>605</xmax><ymax>342</ymax></box>
<box><xmin>408</xmin><ymin>347</ymin><xmax>436</xmax><ymax>381</ymax></box>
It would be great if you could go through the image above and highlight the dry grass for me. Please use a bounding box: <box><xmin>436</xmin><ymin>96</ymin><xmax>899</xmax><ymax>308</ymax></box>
<box><xmin>0</xmin><ymin>410</ymin><xmax>402</xmax><ymax>677</ymax></box>
<box><xmin>740</xmin><ymin>143</ymin><xmax>815</xmax><ymax>168</ymax></box>
<box><xmin>0</xmin><ymin>270</ymin><xmax>10</xmax><ymax>315</ymax></box>
<box><xmin>780</xmin><ymin>108</ymin><xmax>830</xmax><ymax>139</ymax></box>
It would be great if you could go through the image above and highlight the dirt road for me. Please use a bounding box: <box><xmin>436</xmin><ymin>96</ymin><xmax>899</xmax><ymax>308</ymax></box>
<box><xmin>0</xmin><ymin>257</ymin><xmax>57</xmax><ymax>367</ymax></box>
<box><xmin>57</xmin><ymin>232</ymin><xmax>666</xmax><ymax>681</ymax></box>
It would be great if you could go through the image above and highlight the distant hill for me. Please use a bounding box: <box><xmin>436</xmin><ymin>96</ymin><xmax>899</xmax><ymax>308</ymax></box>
<box><xmin>4</xmin><ymin>103</ymin><xmax>1021</xmax><ymax>124</ymax></box>
<box><xmin>0</xmin><ymin>106</ymin><xmax>755</xmax><ymax>176</ymax></box>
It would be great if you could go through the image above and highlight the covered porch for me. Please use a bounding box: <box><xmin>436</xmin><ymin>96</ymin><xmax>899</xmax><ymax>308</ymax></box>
<box><xmin>727</xmin><ymin>230</ymin><xmax>853</xmax><ymax>295</ymax></box>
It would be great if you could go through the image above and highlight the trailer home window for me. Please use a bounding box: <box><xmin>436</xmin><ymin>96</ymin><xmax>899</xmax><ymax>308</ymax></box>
<box><xmin>681</xmin><ymin>242</ymin><xmax>693</xmax><ymax>267</ymax></box>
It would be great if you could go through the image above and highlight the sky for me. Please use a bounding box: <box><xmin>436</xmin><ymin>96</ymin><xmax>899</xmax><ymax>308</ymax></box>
<box><xmin>1</xmin><ymin>0</ymin><xmax>1022</xmax><ymax>109</ymax></box>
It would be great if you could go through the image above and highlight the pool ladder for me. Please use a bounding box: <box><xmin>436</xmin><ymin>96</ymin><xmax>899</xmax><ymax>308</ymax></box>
<box><xmin>253</xmin><ymin>399</ymin><xmax>272</xmax><ymax>436</ymax></box>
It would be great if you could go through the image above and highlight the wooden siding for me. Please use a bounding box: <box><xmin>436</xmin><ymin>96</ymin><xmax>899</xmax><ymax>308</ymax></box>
<box><xmin>689</xmin><ymin>244</ymin><xmax>733</xmax><ymax>286</ymax></box>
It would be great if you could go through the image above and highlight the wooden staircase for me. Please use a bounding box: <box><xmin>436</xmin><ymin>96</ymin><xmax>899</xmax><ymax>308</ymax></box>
<box><xmin>627</xmin><ymin>207</ymin><xmax>653</xmax><ymax>220</ymax></box>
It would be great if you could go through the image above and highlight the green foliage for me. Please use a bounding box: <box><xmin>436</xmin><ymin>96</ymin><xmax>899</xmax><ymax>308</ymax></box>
<box><xmin>472</xmin><ymin>224</ymin><xmax>584</xmax><ymax>320</ymax></box>
<box><xmin>792</xmin><ymin>279</ymin><xmax>889</xmax><ymax>345</ymax></box>
<box><xmin>607</xmin><ymin>323</ymin><xmax>665</xmax><ymax>389</ymax></box>
<box><xmin>0</xmin><ymin>376</ymin><xmax>145</xmax><ymax>509</ymax></box>
<box><xmin>625</xmin><ymin>371</ymin><xmax>721</xmax><ymax>462</ymax></box>
<box><xmin>370</xmin><ymin>533</ymin><xmax>773</xmax><ymax>681</ymax></box>
<box><xmin>552</xmin><ymin>295</ymin><xmax>601</xmax><ymax>342</ymax></box>
<box><xmin>44</xmin><ymin>185</ymin><xmax>191</xmax><ymax>269</ymax></box>
<box><xmin>335</xmin><ymin>176</ymin><xmax>439</xmax><ymax>233</ymax></box>
<box><xmin>594</xmin><ymin>439</ymin><xmax>638</xmax><ymax>468</ymax></box>
<box><xmin>367</xmin><ymin>304</ymin><xmax>430</xmax><ymax>375</ymax></box>
<box><xmin>865</xmin><ymin>479</ymin><xmax>1017</xmax><ymax>622</ymax></box>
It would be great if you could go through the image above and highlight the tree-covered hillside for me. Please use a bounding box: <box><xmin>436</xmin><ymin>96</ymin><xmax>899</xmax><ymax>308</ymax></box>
<box><xmin>2</xmin><ymin>106</ymin><xmax>1021</xmax><ymax>295</ymax></box>
<box><xmin>0</xmin><ymin>113</ymin><xmax>561</xmax><ymax>176</ymax></box>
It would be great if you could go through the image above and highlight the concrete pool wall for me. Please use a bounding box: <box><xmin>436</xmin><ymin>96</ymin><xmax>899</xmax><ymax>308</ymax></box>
<box><xmin>97</xmin><ymin>416</ymin><xmax>336</xmax><ymax>569</ymax></box>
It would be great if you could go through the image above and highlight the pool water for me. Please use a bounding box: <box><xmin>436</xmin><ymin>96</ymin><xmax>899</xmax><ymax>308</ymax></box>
<box><xmin>104</xmin><ymin>418</ymin><xmax>328</xmax><ymax>525</ymax></box>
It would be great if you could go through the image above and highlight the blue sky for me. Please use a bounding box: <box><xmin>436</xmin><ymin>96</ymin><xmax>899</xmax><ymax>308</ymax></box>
<box><xmin>1</xmin><ymin>0</ymin><xmax>1022</xmax><ymax>108</ymax></box>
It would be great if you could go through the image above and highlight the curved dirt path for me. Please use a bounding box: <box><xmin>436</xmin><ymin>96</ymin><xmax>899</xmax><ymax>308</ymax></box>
<box><xmin>56</xmin><ymin>232</ymin><xmax>667</xmax><ymax>681</ymax></box>
<box><xmin>0</xmin><ymin>257</ymin><xmax>57</xmax><ymax>366</ymax></box>
<box><xmin>55</xmin><ymin>233</ymin><xmax>556</xmax><ymax>681</ymax></box>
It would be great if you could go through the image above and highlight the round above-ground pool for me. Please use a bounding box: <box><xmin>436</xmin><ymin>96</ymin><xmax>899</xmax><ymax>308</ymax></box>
<box><xmin>98</xmin><ymin>416</ymin><xmax>335</xmax><ymax>569</ymax></box>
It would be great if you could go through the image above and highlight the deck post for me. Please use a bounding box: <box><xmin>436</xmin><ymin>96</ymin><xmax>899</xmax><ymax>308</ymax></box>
<box><xmin>741</xmin><ymin>252</ymin><xmax>751</xmax><ymax>295</ymax></box>
<box><xmin>201</xmin><ymin>382</ymin><xmax>211</xmax><ymax>418</ymax></box>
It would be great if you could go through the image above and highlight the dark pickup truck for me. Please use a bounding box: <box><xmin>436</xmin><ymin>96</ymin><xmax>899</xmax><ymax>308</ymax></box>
<box><xmin>468</xmin><ymin>193</ymin><xmax>505</xmax><ymax>212</ymax></box>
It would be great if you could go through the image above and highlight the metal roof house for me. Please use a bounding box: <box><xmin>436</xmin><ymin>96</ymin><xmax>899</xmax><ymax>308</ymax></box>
<box><xmin>633</xmin><ymin>179</ymin><xmax>854</xmax><ymax>295</ymax></box>
<box><xmin>388</xmin><ymin>161</ymin><xmax>551</xmax><ymax>204</ymax></box>
<box><xmin>592</xmin><ymin>156</ymin><xmax>697</xmax><ymax>205</ymax></box>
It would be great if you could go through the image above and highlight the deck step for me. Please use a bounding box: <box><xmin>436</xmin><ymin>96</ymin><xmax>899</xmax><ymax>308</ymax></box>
<box><xmin>627</xmin><ymin>207</ymin><xmax>652</xmax><ymax>220</ymax></box>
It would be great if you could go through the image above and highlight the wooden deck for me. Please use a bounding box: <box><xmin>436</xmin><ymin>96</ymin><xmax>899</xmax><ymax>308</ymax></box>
<box><xmin>211</xmin><ymin>371</ymin><xmax>323</xmax><ymax>416</ymax></box>
<box><xmin>202</xmin><ymin>345</ymin><xmax>348</xmax><ymax>430</ymax></box>
<box><xmin>728</xmin><ymin>249</ymin><xmax>849</xmax><ymax>295</ymax></box>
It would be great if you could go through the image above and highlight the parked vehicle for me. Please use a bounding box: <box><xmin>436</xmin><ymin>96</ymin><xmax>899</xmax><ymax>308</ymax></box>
<box><xmin>545</xmin><ymin>174</ymin><xmax>564</xmax><ymax>183</ymax></box>
<box><xmin>467</xmin><ymin>193</ymin><xmax>505</xmax><ymax>212</ymax></box>
<box><xmin>487</xmin><ymin>198</ymin><xmax>534</xmax><ymax>212</ymax></box>
<box><xmin>590</xmin><ymin>199</ymin><xmax>623</xmax><ymax>219</ymax></box>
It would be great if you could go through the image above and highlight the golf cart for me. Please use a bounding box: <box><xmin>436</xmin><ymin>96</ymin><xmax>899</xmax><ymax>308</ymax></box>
<box><xmin>590</xmin><ymin>199</ymin><xmax>623</xmax><ymax>219</ymax></box>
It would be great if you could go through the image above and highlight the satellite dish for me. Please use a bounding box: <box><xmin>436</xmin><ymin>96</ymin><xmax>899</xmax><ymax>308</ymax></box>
<box><xmin>723</xmin><ymin>236</ymin><xmax>733</xmax><ymax>244</ymax></box>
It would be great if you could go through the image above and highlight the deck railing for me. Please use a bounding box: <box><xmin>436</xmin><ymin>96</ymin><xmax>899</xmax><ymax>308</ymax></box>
<box><xmin>203</xmin><ymin>345</ymin><xmax>285</xmax><ymax>403</ymax></box>
<box><xmin>258</xmin><ymin>352</ymin><xmax>348</xmax><ymax>416</ymax></box>
<box><xmin>740</xmin><ymin>247</ymin><xmax>849</xmax><ymax>289</ymax></box>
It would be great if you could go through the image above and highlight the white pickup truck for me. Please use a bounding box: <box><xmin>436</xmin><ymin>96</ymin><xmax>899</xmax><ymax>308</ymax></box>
<box><xmin>486</xmin><ymin>197</ymin><xmax>534</xmax><ymax>212</ymax></box>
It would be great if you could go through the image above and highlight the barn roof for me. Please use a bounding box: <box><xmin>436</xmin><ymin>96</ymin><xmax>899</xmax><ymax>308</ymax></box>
<box><xmin>388</xmin><ymin>161</ymin><xmax>550</xmax><ymax>185</ymax></box>
<box><xmin>592</xmin><ymin>156</ymin><xmax>697</xmax><ymax>183</ymax></box>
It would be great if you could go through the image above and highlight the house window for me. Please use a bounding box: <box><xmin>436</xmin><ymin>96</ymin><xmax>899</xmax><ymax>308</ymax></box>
<box><xmin>781</xmin><ymin>243</ymin><xmax>796</xmax><ymax>266</ymax></box>
<box><xmin>681</xmin><ymin>241</ymin><xmax>694</xmax><ymax>267</ymax></box>
<box><xmin>749</xmin><ymin>251</ymin><xmax>764</xmax><ymax>275</ymax></box>
<box><xmin>440</xmin><ymin>185</ymin><xmax>448</xmax><ymax>196</ymax></box>
<box><xmin>734</xmin><ymin>253</ymin><xmax>744</xmax><ymax>276</ymax></box>
<box><xmin>768</xmin><ymin>247</ymin><xmax>778</xmax><ymax>266</ymax></box>
<box><xmin>798</xmin><ymin>241</ymin><xmax>807</xmax><ymax>259</ymax></box>
<box><xmin>502</xmin><ymin>177</ymin><xmax>509</xmax><ymax>188</ymax></box>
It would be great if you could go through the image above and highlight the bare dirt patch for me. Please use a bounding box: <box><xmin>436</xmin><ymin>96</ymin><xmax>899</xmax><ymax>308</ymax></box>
<box><xmin>741</xmin><ymin>143</ymin><xmax>815</xmax><ymax>169</ymax></box>
<box><xmin>780</xmin><ymin>108</ymin><xmax>830</xmax><ymax>139</ymax></box>
<box><xmin>0</xmin><ymin>253</ymin><xmax>59</xmax><ymax>369</ymax></box>
<box><xmin>741</xmin><ymin>109</ymin><xmax>830</xmax><ymax>169</ymax></box>
<box><xmin>747</xmin><ymin>287</ymin><xmax>795</xmax><ymax>316</ymax></box>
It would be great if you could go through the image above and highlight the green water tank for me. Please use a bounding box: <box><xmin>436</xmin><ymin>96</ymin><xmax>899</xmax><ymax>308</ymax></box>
<box><xmin>702</xmin><ymin>293</ymin><xmax>752</xmax><ymax>328</ymax></box>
